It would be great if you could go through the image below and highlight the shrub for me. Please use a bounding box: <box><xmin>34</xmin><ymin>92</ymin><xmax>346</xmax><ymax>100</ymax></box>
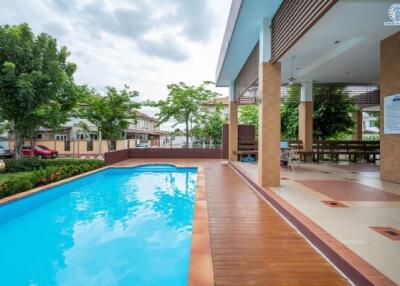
<box><xmin>0</xmin><ymin>162</ymin><xmax>103</xmax><ymax>199</ymax></box>
<box><xmin>3</xmin><ymin>158</ymin><xmax>104</xmax><ymax>173</ymax></box>
<box><xmin>4</xmin><ymin>158</ymin><xmax>46</xmax><ymax>173</ymax></box>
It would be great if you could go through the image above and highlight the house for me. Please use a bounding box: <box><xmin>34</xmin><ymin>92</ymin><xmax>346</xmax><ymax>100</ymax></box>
<box><xmin>3</xmin><ymin>109</ymin><xmax>166</xmax><ymax>157</ymax></box>
<box><xmin>204</xmin><ymin>96</ymin><xmax>229</xmax><ymax>120</ymax></box>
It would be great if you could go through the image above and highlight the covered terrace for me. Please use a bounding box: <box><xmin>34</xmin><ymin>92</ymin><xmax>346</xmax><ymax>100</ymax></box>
<box><xmin>217</xmin><ymin>0</ymin><xmax>400</xmax><ymax>285</ymax></box>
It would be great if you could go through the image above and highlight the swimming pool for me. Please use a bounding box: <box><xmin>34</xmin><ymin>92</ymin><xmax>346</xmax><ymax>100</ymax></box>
<box><xmin>0</xmin><ymin>164</ymin><xmax>198</xmax><ymax>286</ymax></box>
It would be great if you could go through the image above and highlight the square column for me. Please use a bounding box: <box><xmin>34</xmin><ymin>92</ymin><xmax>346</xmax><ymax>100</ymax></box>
<box><xmin>351</xmin><ymin>111</ymin><xmax>363</xmax><ymax>141</ymax></box>
<box><xmin>258</xmin><ymin>62</ymin><xmax>281</xmax><ymax>187</ymax></box>
<box><xmin>380</xmin><ymin>31</ymin><xmax>400</xmax><ymax>183</ymax></box>
<box><xmin>229</xmin><ymin>100</ymin><xmax>238</xmax><ymax>161</ymax></box>
<box><xmin>298</xmin><ymin>82</ymin><xmax>313</xmax><ymax>161</ymax></box>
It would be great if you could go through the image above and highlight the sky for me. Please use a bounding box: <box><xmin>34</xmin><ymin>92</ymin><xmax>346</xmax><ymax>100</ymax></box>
<box><xmin>0</xmin><ymin>0</ymin><xmax>231</xmax><ymax>130</ymax></box>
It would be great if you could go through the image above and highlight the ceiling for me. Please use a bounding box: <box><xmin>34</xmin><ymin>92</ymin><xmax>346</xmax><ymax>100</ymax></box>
<box><xmin>280</xmin><ymin>0</ymin><xmax>400</xmax><ymax>85</ymax></box>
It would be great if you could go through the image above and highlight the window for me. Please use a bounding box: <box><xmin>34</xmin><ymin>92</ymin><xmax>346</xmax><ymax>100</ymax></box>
<box><xmin>55</xmin><ymin>134</ymin><xmax>68</xmax><ymax>141</ymax></box>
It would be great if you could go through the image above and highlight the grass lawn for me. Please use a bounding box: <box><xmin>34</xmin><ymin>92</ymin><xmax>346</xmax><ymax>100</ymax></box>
<box><xmin>0</xmin><ymin>172</ymin><xmax>32</xmax><ymax>184</ymax></box>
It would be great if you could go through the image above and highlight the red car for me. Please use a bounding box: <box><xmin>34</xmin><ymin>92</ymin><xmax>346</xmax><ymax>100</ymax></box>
<box><xmin>22</xmin><ymin>145</ymin><xmax>58</xmax><ymax>159</ymax></box>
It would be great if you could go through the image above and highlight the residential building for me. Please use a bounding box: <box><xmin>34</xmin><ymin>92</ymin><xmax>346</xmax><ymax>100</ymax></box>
<box><xmin>204</xmin><ymin>96</ymin><xmax>229</xmax><ymax>120</ymax></box>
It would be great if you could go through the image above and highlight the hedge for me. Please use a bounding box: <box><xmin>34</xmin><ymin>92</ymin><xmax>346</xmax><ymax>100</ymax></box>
<box><xmin>0</xmin><ymin>161</ymin><xmax>104</xmax><ymax>199</ymax></box>
<box><xmin>3</xmin><ymin>158</ymin><xmax>104</xmax><ymax>173</ymax></box>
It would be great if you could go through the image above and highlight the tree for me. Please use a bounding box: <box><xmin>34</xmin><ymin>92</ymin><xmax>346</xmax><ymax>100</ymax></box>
<box><xmin>239</xmin><ymin>104</ymin><xmax>259</xmax><ymax>130</ymax></box>
<box><xmin>149</xmin><ymin>81</ymin><xmax>219</xmax><ymax>147</ymax></box>
<box><xmin>281</xmin><ymin>85</ymin><xmax>300</xmax><ymax>139</ymax></box>
<box><xmin>313</xmin><ymin>85</ymin><xmax>356</xmax><ymax>140</ymax></box>
<box><xmin>81</xmin><ymin>86</ymin><xmax>140</xmax><ymax>151</ymax></box>
<box><xmin>195</xmin><ymin>104</ymin><xmax>226</xmax><ymax>147</ymax></box>
<box><xmin>0</xmin><ymin>23</ymin><xmax>78</xmax><ymax>158</ymax></box>
<box><xmin>236</xmin><ymin>84</ymin><xmax>357</xmax><ymax>140</ymax></box>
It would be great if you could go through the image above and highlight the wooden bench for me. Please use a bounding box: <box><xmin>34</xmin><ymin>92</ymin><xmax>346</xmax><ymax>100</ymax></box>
<box><xmin>313</xmin><ymin>140</ymin><xmax>380</xmax><ymax>163</ymax></box>
<box><xmin>233</xmin><ymin>139</ymin><xmax>258</xmax><ymax>161</ymax></box>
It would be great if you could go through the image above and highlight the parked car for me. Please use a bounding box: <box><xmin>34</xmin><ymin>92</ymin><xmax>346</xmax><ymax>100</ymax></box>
<box><xmin>0</xmin><ymin>145</ymin><xmax>13</xmax><ymax>158</ymax></box>
<box><xmin>22</xmin><ymin>145</ymin><xmax>58</xmax><ymax>159</ymax></box>
<box><xmin>137</xmin><ymin>143</ymin><xmax>150</xmax><ymax>148</ymax></box>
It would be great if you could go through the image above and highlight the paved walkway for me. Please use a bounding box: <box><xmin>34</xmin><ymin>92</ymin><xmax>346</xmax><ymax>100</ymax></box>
<box><xmin>115</xmin><ymin>159</ymin><xmax>348</xmax><ymax>286</ymax></box>
<box><xmin>233</xmin><ymin>161</ymin><xmax>400</xmax><ymax>285</ymax></box>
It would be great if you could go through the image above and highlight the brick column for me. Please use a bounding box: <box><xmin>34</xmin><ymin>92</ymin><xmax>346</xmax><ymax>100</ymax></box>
<box><xmin>298</xmin><ymin>82</ymin><xmax>313</xmax><ymax>161</ymax></box>
<box><xmin>380</xmin><ymin>31</ymin><xmax>400</xmax><ymax>183</ymax></box>
<box><xmin>258</xmin><ymin>62</ymin><xmax>281</xmax><ymax>187</ymax></box>
<box><xmin>351</xmin><ymin>111</ymin><xmax>363</xmax><ymax>141</ymax></box>
<box><xmin>229</xmin><ymin>100</ymin><xmax>238</xmax><ymax>161</ymax></box>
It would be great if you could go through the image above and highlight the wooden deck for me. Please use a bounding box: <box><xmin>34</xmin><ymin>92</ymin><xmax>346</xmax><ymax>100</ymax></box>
<box><xmin>114</xmin><ymin>159</ymin><xmax>349</xmax><ymax>286</ymax></box>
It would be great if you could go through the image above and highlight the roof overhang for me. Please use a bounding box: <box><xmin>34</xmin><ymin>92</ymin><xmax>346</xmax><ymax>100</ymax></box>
<box><xmin>215</xmin><ymin>0</ymin><xmax>283</xmax><ymax>87</ymax></box>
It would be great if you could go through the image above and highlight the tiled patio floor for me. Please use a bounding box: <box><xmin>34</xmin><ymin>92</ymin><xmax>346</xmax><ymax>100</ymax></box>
<box><xmin>296</xmin><ymin>180</ymin><xmax>400</xmax><ymax>201</ymax></box>
<box><xmin>233</xmin><ymin>161</ymin><xmax>400</xmax><ymax>285</ymax></box>
<box><xmin>114</xmin><ymin>159</ymin><xmax>349</xmax><ymax>286</ymax></box>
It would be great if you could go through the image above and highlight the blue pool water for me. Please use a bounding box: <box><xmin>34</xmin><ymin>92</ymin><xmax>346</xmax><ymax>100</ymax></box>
<box><xmin>0</xmin><ymin>164</ymin><xmax>197</xmax><ymax>286</ymax></box>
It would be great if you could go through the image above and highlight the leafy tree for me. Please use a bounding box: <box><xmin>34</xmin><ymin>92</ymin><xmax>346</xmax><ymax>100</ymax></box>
<box><xmin>81</xmin><ymin>86</ymin><xmax>140</xmax><ymax>151</ymax></box>
<box><xmin>194</xmin><ymin>104</ymin><xmax>226</xmax><ymax>147</ymax></box>
<box><xmin>236</xmin><ymin>84</ymin><xmax>357</xmax><ymax>140</ymax></box>
<box><xmin>149</xmin><ymin>81</ymin><xmax>219</xmax><ymax>147</ymax></box>
<box><xmin>239</xmin><ymin>104</ymin><xmax>259</xmax><ymax>130</ymax></box>
<box><xmin>36</xmin><ymin>84</ymin><xmax>86</xmax><ymax>148</ymax></box>
<box><xmin>0</xmin><ymin>23</ymin><xmax>78</xmax><ymax>158</ymax></box>
<box><xmin>281</xmin><ymin>85</ymin><xmax>300</xmax><ymax>139</ymax></box>
<box><xmin>313</xmin><ymin>85</ymin><xmax>356</xmax><ymax>140</ymax></box>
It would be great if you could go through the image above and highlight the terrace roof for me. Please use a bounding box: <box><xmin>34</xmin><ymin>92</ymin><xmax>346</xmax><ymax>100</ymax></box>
<box><xmin>216</xmin><ymin>0</ymin><xmax>282</xmax><ymax>87</ymax></box>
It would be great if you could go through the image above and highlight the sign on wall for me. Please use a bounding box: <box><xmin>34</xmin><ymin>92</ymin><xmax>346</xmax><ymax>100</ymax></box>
<box><xmin>384</xmin><ymin>94</ymin><xmax>400</xmax><ymax>134</ymax></box>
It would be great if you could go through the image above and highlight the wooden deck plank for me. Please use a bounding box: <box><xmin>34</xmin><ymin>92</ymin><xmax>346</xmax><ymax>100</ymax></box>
<box><xmin>203</xmin><ymin>161</ymin><xmax>349</xmax><ymax>286</ymax></box>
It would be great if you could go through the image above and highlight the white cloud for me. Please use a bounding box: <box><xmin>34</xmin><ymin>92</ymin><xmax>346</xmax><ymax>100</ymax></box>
<box><xmin>0</xmin><ymin>0</ymin><xmax>231</xmax><ymax>130</ymax></box>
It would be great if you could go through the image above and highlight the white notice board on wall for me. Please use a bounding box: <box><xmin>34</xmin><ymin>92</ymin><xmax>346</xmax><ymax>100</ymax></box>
<box><xmin>384</xmin><ymin>94</ymin><xmax>400</xmax><ymax>134</ymax></box>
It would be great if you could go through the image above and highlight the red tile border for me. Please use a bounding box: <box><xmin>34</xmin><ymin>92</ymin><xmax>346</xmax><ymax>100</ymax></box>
<box><xmin>229</xmin><ymin>161</ymin><xmax>397</xmax><ymax>286</ymax></box>
<box><xmin>370</xmin><ymin>227</ymin><xmax>400</xmax><ymax>241</ymax></box>
<box><xmin>322</xmin><ymin>201</ymin><xmax>348</xmax><ymax>208</ymax></box>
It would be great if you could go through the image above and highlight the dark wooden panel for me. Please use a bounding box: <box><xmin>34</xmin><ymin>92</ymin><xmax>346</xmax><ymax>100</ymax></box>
<box><xmin>234</xmin><ymin>43</ymin><xmax>259</xmax><ymax>99</ymax></box>
<box><xmin>271</xmin><ymin>0</ymin><xmax>338</xmax><ymax>62</ymax></box>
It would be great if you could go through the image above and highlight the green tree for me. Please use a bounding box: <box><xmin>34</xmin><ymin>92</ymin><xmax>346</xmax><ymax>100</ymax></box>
<box><xmin>195</xmin><ymin>104</ymin><xmax>226</xmax><ymax>147</ymax></box>
<box><xmin>81</xmin><ymin>86</ymin><xmax>140</xmax><ymax>151</ymax></box>
<box><xmin>236</xmin><ymin>85</ymin><xmax>357</xmax><ymax>140</ymax></box>
<box><xmin>149</xmin><ymin>81</ymin><xmax>219</xmax><ymax>147</ymax></box>
<box><xmin>239</xmin><ymin>104</ymin><xmax>259</xmax><ymax>130</ymax></box>
<box><xmin>281</xmin><ymin>85</ymin><xmax>300</xmax><ymax>139</ymax></box>
<box><xmin>313</xmin><ymin>85</ymin><xmax>356</xmax><ymax>140</ymax></box>
<box><xmin>0</xmin><ymin>23</ymin><xmax>78</xmax><ymax>158</ymax></box>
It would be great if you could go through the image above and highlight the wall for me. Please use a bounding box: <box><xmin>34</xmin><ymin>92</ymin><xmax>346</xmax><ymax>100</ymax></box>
<box><xmin>104</xmin><ymin>149</ymin><xmax>130</xmax><ymax>165</ymax></box>
<box><xmin>130</xmin><ymin>148</ymin><xmax>222</xmax><ymax>159</ymax></box>
<box><xmin>8</xmin><ymin>139</ymin><xmax>159</xmax><ymax>157</ymax></box>
<box><xmin>380</xmin><ymin>31</ymin><xmax>400</xmax><ymax>183</ymax></box>
<box><xmin>104</xmin><ymin>148</ymin><xmax>223</xmax><ymax>165</ymax></box>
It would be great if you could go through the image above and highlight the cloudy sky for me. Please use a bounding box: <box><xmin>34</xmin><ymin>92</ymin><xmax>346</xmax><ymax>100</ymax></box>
<box><xmin>0</xmin><ymin>0</ymin><xmax>231</xmax><ymax>129</ymax></box>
